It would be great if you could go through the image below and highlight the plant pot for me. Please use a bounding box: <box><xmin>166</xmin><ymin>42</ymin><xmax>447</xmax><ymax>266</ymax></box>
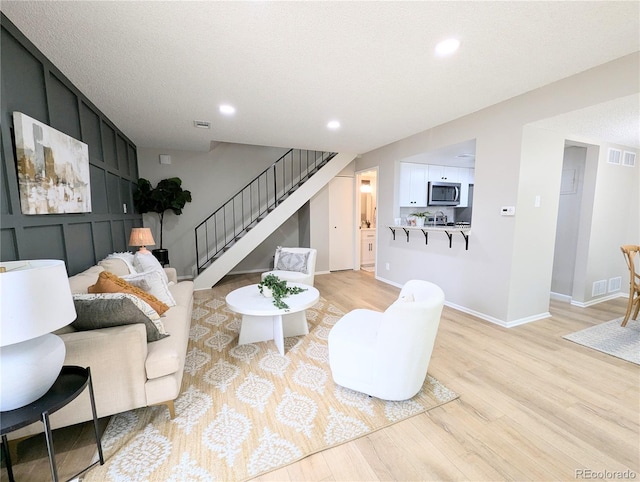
<box><xmin>415</xmin><ymin>217</ymin><xmax>425</xmax><ymax>227</ymax></box>
<box><xmin>261</xmin><ymin>287</ymin><xmax>273</xmax><ymax>298</ymax></box>
<box><xmin>152</xmin><ymin>248</ymin><xmax>169</xmax><ymax>267</ymax></box>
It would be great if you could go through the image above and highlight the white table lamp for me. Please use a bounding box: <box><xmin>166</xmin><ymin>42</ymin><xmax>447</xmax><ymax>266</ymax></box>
<box><xmin>0</xmin><ymin>259</ymin><xmax>76</xmax><ymax>411</ymax></box>
<box><xmin>129</xmin><ymin>227</ymin><xmax>155</xmax><ymax>254</ymax></box>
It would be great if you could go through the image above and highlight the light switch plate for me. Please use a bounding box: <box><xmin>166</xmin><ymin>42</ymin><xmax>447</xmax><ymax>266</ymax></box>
<box><xmin>501</xmin><ymin>206</ymin><xmax>516</xmax><ymax>216</ymax></box>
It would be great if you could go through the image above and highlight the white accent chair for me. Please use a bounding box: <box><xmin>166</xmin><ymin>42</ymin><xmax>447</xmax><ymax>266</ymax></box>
<box><xmin>328</xmin><ymin>280</ymin><xmax>445</xmax><ymax>401</ymax></box>
<box><xmin>261</xmin><ymin>247</ymin><xmax>317</xmax><ymax>287</ymax></box>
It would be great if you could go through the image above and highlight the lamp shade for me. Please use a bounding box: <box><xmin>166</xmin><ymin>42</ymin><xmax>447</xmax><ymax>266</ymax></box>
<box><xmin>0</xmin><ymin>259</ymin><xmax>76</xmax><ymax>347</ymax></box>
<box><xmin>129</xmin><ymin>227</ymin><xmax>155</xmax><ymax>247</ymax></box>
<box><xmin>0</xmin><ymin>259</ymin><xmax>76</xmax><ymax>410</ymax></box>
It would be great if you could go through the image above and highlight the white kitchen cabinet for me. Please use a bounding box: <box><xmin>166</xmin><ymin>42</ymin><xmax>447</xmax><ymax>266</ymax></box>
<box><xmin>399</xmin><ymin>162</ymin><xmax>428</xmax><ymax>207</ymax></box>
<box><xmin>428</xmin><ymin>165</ymin><xmax>460</xmax><ymax>182</ymax></box>
<box><xmin>360</xmin><ymin>229</ymin><xmax>376</xmax><ymax>265</ymax></box>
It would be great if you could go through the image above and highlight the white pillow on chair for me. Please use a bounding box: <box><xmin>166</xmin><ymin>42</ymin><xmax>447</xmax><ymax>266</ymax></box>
<box><xmin>275</xmin><ymin>247</ymin><xmax>310</xmax><ymax>274</ymax></box>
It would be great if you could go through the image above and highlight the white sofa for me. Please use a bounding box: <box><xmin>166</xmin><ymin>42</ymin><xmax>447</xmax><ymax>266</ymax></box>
<box><xmin>9</xmin><ymin>257</ymin><xmax>194</xmax><ymax>440</ymax></box>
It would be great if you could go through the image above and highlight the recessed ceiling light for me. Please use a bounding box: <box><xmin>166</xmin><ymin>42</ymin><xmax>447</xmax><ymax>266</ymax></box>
<box><xmin>219</xmin><ymin>104</ymin><xmax>236</xmax><ymax>115</ymax></box>
<box><xmin>327</xmin><ymin>120</ymin><xmax>340</xmax><ymax>130</ymax></box>
<box><xmin>435</xmin><ymin>38</ymin><xmax>460</xmax><ymax>57</ymax></box>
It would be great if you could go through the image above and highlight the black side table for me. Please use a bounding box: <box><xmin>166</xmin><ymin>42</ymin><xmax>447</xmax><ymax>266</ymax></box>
<box><xmin>1</xmin><ymin>366</ymin><xmax>104</xmax><ymax>482</ymax></box>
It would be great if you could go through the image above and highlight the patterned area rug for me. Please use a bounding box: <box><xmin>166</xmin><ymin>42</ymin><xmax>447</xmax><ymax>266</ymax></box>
<box><xmin>563</xmin><ymin>318</ymin><xmax>640</xmax><ymax>365</ymax></box>
<box><xmin>83</xmin><ymin>288</ymin><xmax>458</xmax><ymax>481</ymax></box>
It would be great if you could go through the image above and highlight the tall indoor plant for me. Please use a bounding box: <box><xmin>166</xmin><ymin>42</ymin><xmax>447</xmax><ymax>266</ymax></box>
<box><xmin>133</xmin><ymin>177</ymin><xmax>192</xmax><ymax>265</ymax></box>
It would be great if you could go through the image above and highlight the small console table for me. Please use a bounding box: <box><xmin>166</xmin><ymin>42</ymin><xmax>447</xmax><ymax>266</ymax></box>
<box><xmin>0</xmin><ymin>366</ymin><xmax>104</xmax><ymax>482</ymax></box>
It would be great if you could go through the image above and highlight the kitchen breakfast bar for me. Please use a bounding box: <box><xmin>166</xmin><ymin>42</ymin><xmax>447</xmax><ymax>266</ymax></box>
<box><xmin>387</xmin><ymin>224</ymin><xmax>471</xmax><ymax>250</ymax></box>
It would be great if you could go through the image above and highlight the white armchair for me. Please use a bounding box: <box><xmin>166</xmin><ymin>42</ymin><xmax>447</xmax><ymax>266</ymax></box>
<box><xmin>261</xmin><ymin>247</ymin><xmax>317</xmax><ymax>286</ymax></box>
<box><xmin>328</xmin><ymin>280</ymin><xmax>445</xmax><ymax>401</ymax></box>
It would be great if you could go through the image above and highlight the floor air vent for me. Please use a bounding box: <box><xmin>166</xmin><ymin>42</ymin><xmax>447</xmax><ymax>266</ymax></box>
<box><xmin>592</xmin><ymin>280</ymin><xmax>607</xmax><ymax>297</ymax></box>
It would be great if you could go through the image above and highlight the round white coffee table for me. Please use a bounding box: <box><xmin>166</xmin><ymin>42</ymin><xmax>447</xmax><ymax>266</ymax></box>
<box><xmin>225</xmin><ymin>283</ymin><xmax>320</xmax><ymax>355</ymax></box>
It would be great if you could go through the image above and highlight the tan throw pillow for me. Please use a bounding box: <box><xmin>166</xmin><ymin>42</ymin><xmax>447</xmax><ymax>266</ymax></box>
<box><xmin>88</xmin><ymin>271</ymin><xmax>170</xmax><ymax>315</ymax></box>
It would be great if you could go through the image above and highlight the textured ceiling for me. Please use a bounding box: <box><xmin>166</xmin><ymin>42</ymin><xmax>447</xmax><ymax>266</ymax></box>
<box><xmin>1</xmin><ymin>1</ymin><xmax>639</xmax><ymax>153</ymax></box>
<box><xmin>532</xmin><ymin>94</ymin><xmax>640</xmax><ymax>148</ymax></box>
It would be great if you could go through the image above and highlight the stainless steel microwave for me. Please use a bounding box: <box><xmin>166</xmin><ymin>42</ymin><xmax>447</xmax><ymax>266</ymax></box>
<box><xmin>428</xmin><ymin>181</ymin><xmax>461</xmax><ymax>206</ymax></box>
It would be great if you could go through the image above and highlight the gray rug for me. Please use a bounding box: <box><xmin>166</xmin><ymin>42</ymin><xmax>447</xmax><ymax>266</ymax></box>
<box><xmin>563</xmin><ymin>318</ymin><xmax>639</xmax><ymax>365</ymax></box>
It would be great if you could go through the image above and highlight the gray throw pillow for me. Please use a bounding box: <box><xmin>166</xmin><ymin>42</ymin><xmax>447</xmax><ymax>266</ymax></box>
<box><xmin>275</xmin><ymin>249</ymin><xmax>309</xmax><ymax>274</ymax></box>
<box><xmin>72</xmin><ymin>295</ymin><xmax>169</xmax><ymax>342</ymax></box>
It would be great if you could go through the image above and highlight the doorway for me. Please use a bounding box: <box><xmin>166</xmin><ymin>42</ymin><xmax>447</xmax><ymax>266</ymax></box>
<box><xmin>329</xmin><ymin>176</ymin><xmax>355</xmax><ymax>271</ymax></box>
<box><xmin>551</xmin><ymin>144</ymin><xmax>587</xmax><ymax>301</ymax></box>
<box><xmin>356</xmin><ymin>169</ymin><xmax>378</xmax><ymax>272</ymax></box>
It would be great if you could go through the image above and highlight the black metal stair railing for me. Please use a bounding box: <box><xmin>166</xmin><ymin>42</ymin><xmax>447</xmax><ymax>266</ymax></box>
<box><xmin>195</xmin><ymin>149</ymin><xmax>337</xmax><ymax>274</ymax></box>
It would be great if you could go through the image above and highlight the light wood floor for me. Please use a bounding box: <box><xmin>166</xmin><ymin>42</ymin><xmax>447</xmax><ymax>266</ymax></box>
<box><xmin>2</xmin><ymin>270</ymin><xmax>638</xmax><ymax>481</ymax></box>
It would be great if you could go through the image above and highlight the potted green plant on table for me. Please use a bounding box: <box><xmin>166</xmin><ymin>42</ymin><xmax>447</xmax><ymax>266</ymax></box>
<box><xmin>258</xmin><ymin>274</ymin><xmax>307</xmax><ymax>310</ymax></box>
<box><xmin>410</xmin><ymin>211</ymin><xmax>430</xmax><ymax>227</ymax></box>
<box><xmin>132</xmin><ymin>177</ymin><xmax>192</xmax><ymax>266</ymax></box>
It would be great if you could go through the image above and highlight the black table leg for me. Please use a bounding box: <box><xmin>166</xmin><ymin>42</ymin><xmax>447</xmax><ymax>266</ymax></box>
<box><xmin>41</xmin><ymin>412</ymin><xmax>58</xmax><ymax>482</ymax></box>
<box><xmin>1</xmin><ymin>434</ymin><xmax>15</xmax><ymax>482</ymax></box>
<box><xmin>86</xmin><ymin>368</ymin><xmax>104</xmax><ymax>465</ymax></box>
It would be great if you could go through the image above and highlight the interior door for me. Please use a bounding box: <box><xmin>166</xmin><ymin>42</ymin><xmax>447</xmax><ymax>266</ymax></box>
<box><xmin>329</xmin><ymin>176</ymin><xmax>354</xmax><ymax>271</ymax></box>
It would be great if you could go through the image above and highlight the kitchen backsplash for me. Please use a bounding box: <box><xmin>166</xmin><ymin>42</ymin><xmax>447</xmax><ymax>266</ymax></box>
<box><xmin>399</xmin><ymin>206</ymin><xmax>455</xmax><ymax>222</ymax></box>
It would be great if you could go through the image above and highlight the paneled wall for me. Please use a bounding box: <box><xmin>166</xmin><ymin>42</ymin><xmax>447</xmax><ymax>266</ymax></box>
<box><xmin>0</xmin><ymin>15</ymin><xmax>141</xmax><ymax>275</ymax></box>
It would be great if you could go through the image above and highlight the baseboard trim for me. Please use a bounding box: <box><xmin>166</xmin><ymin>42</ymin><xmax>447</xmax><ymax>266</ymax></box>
<box><xmin>571</xmin><ymin>292</ymin><xmax>626</xmax><ymax>308</ymax></box>
<box><xmin>445</xmin><ymin>301</ymin><xmax>551</xmax><ymax>328</ymax></box>
<box><xmin>374</xmin><ymin>275</ymin><xmax>402</xmax><ymax>289</ymax></box>
<box><xmin>374</xmin><ymin>276</ymin><xmax>550</xmax><ymax>328</ymax></box>
<box><xmin>550</xmin><ymin>292</ymin><xmax>572</xmax><ymax>303</ymax></box>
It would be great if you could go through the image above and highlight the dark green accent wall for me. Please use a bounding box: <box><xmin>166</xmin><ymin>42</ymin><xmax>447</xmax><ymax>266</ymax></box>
<box><xmin>0</xmin><ymin>14</ymin><xmax>142</xmax><ymax>275</ymax></box>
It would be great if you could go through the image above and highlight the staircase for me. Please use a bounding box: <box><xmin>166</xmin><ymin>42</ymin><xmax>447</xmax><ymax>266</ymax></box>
<box><xmin>193</xmin><ymin>149</ymin><xmax>357</xmax><ymax>290</ymax></box>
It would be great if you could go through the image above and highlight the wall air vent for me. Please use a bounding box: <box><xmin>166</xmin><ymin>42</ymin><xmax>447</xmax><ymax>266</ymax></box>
<box><xmin>592</xmin><ymin>280</ymin><xmax>607</xmax><ymax>297</ymax></box>
<box><xmin>608</xmin><ymin>277</ymin><xmax>622</xmax><ymax>293</ymax></box>
<box><xmin>623</xmin><ymin>151</ymin><xmax>636</xmax><ymax>167</ymax></box>
<box><xmin>607</xmin><ymin>148</ymin><xmax>621</xmax><ymax>165</ymax></box>
<box><xmin>193</xmin><ymin>120</ymin><xmax>211</xmax><ymax>129</ymax></box>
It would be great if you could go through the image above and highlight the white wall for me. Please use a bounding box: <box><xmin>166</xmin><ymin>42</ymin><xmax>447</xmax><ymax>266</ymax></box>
<box><xmin>578</xmin><ymin>142</ymin><xmax>640</xmax><ymax>303</ymax></box>
<box><xmin>356</xmin><ymin>53</ymin><xmax>639</xmax><ymax>325</ymax></box>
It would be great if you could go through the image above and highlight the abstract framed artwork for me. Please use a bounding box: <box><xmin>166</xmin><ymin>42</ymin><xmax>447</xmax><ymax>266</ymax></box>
<box><xmin>13</xmin><ymin>112</ymin><xmax>91</xmax><ymax>214</ymax></box>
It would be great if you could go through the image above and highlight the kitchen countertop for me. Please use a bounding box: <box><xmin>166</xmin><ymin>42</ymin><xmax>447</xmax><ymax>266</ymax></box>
<box><xmin>388</xmin><ymin>224</ymin><xmax>471</xmax><ymax>232</ymax></box>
